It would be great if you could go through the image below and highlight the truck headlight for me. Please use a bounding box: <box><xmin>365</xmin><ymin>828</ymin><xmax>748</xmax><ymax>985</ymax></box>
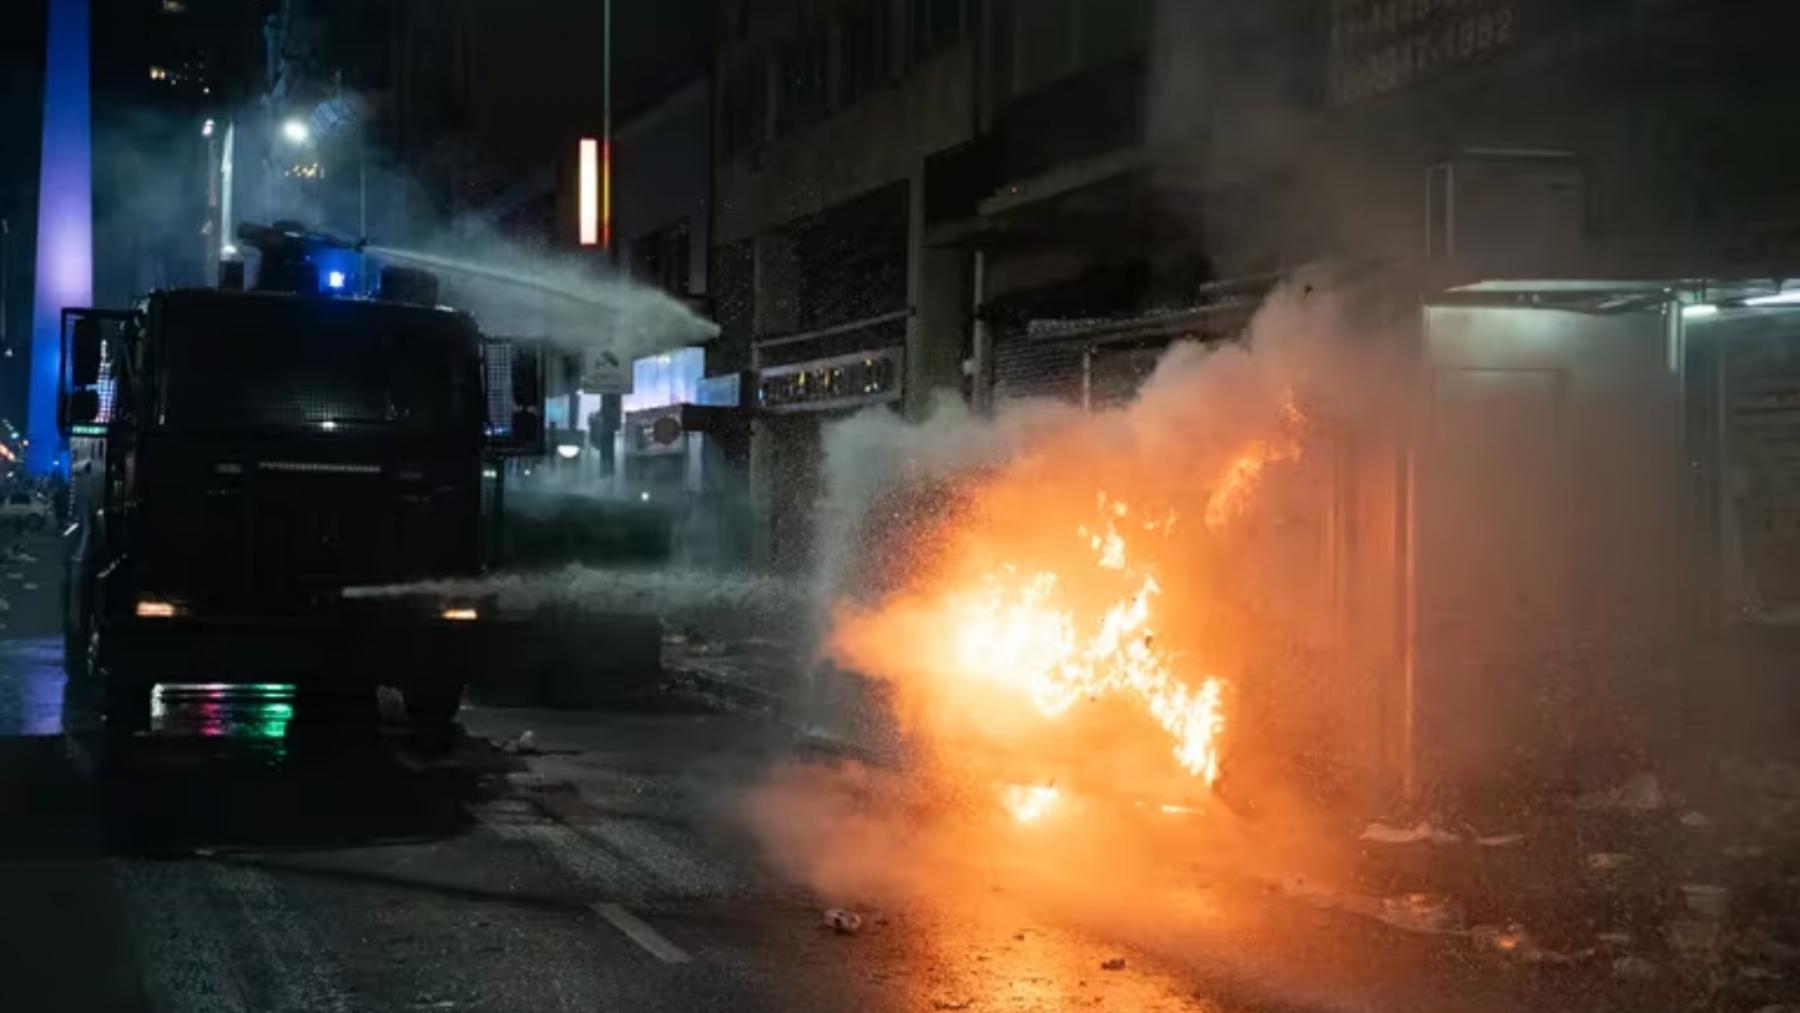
<box><xmin>135</xmin><ymin>600</ymin><xmax>179</xmax><ymax>618</ymax></box>
<box><xmin>441</xmin><ymin>607</ymin><xmax>478</xmax><ymax>621</ymax></box>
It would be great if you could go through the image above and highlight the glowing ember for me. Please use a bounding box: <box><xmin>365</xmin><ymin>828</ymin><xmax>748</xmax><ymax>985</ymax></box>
<box><xmin>1203</xmin><ymin>396</ymin><xmax>1306</xmax><ymax>532</ymax></box>
<box><xmin>1002</xmin><ymin>783</ymin><xmax>1061</xmax><ymax>825</ymax></box>
<box><xmin>828</xmin><ymin>387</ymin><xmax>1308</xmax><ymax>820</ymax></box>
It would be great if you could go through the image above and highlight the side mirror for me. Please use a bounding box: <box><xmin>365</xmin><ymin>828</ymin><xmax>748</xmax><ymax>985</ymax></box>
<box><xmin>70</xmin><ymin>318</ymin><xmax>103</xmax><ymax>388</ymax></box>
<box><xmin>63</xmin><ymin>389</ymin><xmax>100</xmax><ymax>427</ymax></box>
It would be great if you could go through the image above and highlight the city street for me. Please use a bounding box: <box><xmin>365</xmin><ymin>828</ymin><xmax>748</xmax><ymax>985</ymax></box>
<box><xmin>5</xmin><ymin>1</ymin><xmax>1799</xmax><ymax>1011</ymax></box>
<box><xmin>0</xmin><ymin>538</ymin><xmax>1612</xmax><ymax>1013</ymax></box>
<box><xmin>0</xmin><ymin>536</ymin><xmax>1242</xmax><ymax>1013</ymax></box>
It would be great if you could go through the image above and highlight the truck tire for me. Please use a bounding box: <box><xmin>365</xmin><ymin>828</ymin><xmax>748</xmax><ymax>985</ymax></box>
<box><xmin>84</xmin><ymin>628</ymin><xmax>149</xmax><ymax>740</ymax></box>
<box><xmin>405</xmin><ymin>681</ymin><xmax>464</xmax><ymax>733</ymax></box>
<box><xmin>102</xmin><ymin>679</ymin><xmax>152</xmax><ymax>739</ymax></box>
<box><xmin>25</xmin><ymin>513</ymin><xmax>46</xmax><ymax>533</ymax></box>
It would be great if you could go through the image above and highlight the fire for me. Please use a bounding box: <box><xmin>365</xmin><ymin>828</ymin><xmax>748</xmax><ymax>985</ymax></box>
<box><xmin>952</xmin><ymin>509</ymin><xmax>1227</xmax><ymax>786</ymax></box>
<box><xmin>1001</xmin><ymin>783</ymin><xmax>1062</xmax><ymax>825</ymax></box>
<box><xmin>1203</xmin><ymin>395</ymin><xmax>1306</xmax><ymax>531</ymax></box>
<box><xmin>827</xmin><ymin>386</ymin><xmax>1308</xmax><ymax>827</ymax></box>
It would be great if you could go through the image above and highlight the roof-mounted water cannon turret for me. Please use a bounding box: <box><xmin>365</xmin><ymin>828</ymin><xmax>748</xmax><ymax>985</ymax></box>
<box><xmin>232</xmin><ymin>221</ymin><xmax>367</xmax><ymax>296</ymax></box>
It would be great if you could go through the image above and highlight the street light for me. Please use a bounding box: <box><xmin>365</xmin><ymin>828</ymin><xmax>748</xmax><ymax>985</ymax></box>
<box><xmin>281</xmin><ymin>118</ymin><xmax>309</xmax><ymax>145</ymax></box>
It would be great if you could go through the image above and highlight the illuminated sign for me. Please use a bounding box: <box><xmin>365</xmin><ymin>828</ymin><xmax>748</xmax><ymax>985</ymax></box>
<box><xmin>579</xmin><ymin>138</ymin><xmax>599</xmax><ymax>246</ymax></box>
<box><xmin>757</xmin><ymin>348</ymin><xmax>902</xmax><ymax>413</ymax></box>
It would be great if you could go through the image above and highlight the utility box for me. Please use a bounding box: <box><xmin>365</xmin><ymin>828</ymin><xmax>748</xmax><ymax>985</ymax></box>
<box><xmin>1407</xmin><ymin>292</ymin><xmax>1690</xmax><ymax>794</ymax></box>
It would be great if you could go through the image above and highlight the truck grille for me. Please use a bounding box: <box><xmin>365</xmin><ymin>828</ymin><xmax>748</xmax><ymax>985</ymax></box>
<box><xmin>146</xmin><ymin>457</ymin><xmax>476</xmax><ymax>614</ymax></box>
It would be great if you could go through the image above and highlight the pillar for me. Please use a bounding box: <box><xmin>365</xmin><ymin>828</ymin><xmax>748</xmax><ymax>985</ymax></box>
<box><xmin>29</xmin><ymin>0</ymin><xmax>93</xmax><ymax>475</ymax></box>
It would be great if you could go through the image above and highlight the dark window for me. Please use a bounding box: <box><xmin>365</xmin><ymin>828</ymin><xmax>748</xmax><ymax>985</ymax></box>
<box><xmin>912</xmin><ymin>0</ymin><xmax>965</xmax><ymax>61</ymax></box>
<box><xmin>157</xmin><ymin>300</ymin><xmax>479</xmax><ymax>435</ymax></box>
<box><xmin>631</xmin><ymin>220</ymin><xmax>694</xmax><ymax>298</ymax></box>
<box><xmin>841</xmin><ymin>0</ymin><xmax>891</xmax><ymax>105</ymax></box>
<box><xmin>720</xmin><ymin>58</ymin><xmax>767</xmax><ymax>158</ymax></box>
<box><xmin>1080</xmin><ymin>0</ymin><xmax>1149</xmax><ymax>66</ymax></box>
<box><xmin>712</xmin><ymin>239</ymin><xmax>756</xmax><ymax>371</ymax></box>
<box><xmin>1017</xmin><ymin>0</ymin><xmax>1075</xmax><ymax>93</ymax></box>
<box><xmin>776</xmin><ymin>26</ymin><xmax>829</xmax><ymax>134</ymax></box>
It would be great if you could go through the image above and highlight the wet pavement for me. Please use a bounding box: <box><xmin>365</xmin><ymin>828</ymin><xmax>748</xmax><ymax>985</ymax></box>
<box><xmin>1</xmin><ymin>532</ymin><xmax>1775</xmax><ymax>1011</ymax></box>
<box><xmin>0</xmin><ymin>534</ymin><xmax>1239</xmax><ymax>1013</ymax></box>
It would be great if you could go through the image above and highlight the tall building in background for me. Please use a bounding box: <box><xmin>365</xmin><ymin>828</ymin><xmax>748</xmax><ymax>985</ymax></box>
<box><xmin>27</xmin><ymin>0</ymin><xmax>92</xmax><ymax>475</ymax></box>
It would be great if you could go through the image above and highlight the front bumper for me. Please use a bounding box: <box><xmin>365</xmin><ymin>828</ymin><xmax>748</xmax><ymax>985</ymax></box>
<box><xmin>104</xmin><ymin>613</ymin><xmax>529</xmax><ymax>685</ymax></box>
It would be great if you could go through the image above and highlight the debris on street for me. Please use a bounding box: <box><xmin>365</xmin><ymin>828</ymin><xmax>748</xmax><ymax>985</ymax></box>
<box><xmin>823</xmin><ymin>909</ymin><xmax>863</xmax><ymax>935</ymax></box>
<box><xmin>1360</xmin><ymin>820</ymin><xmax>1461</xmax><ymax>845</ymax></box>
<box><xmin>1378</xmin><ymin>893</ymin><xmax>1462</xmax><ymax>935</ymax></box>
<box><xmin>1571</xmin><ymin>773</ymin><xmax>1666</xmax><ymax>812</ymax></box>
<box><xmin>1468</xmin><ymin>923</ymin><xmax>1582</xmax><ymax>965</ymax></box>
<box><xmin>1100</xmin><ymin>958</ymin><xmax>1127</xmax><ymax>971</ymax></box>
<box><xmin>1612</xmin><ymin>955</ymin><xmax>1661</xmax><ymax>982</ymax></box>
<box><xmin>1666</xmin><ymin>918</ymin><xmax>1726</xmax><ymax>960</ymax></box>
<box><xmin>1585</xmin><ymin>851</ymin><xmax>1634</xmax><ymax>872</ymax></box>
<box><xmin>1681</xmin><ymin>884</ymin><xmax>1730</xmax><ymax>921</ymax></box>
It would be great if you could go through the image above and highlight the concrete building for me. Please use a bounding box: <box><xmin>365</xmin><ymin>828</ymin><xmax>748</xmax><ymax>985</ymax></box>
<box><xmin>726</xmin><ymin>0</ymin><xmax>1800</xmax><ymax>800</ymax></box>
<box><xmin>717</xmin><ymin>0</ymin><xmax>1169</xmax><ymax>571</ymax></box>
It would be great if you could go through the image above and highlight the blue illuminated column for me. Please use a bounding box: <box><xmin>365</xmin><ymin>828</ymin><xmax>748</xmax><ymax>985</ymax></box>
<box><xmin>28</xmin><ymin>0</ymin><xmax>93</xmax><ymax>475</ymax></box>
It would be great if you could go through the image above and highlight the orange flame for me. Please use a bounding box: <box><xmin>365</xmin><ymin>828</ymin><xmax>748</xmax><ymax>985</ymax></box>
<box><xmin>1203</xmin><ymin>395</ymin><xmax>1307</xmax><ymax>532</ymax></box>
<box><xmin>1001</xmin><ymin>783</ymin><xmax>1062</xmax><ymax>825</ymax></box>
<box><xmin>946</xmin><ymin>502</ymin><xmax>1227</xmax><ymax>787</ymax></box>
<box><xmin>829</xmin><ymin>389</ymin><xmax>1307</xmax><ymax>824</ymax></box>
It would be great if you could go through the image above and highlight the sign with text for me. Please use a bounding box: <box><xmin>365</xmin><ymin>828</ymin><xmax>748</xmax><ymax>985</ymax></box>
<box><xmin>757</xmin><ymin>347</ymin><xmax>903</xmax><ymax>414</ymax></box>
<box><xmin>1328</xmin><ymin>0</ymin><xmax>1529</xmax><ymax>104</ymax></box>
<box><xmin>579</xmin><ymin>348</ymin><xmax>633</xmax><ymax>395</ymax></box>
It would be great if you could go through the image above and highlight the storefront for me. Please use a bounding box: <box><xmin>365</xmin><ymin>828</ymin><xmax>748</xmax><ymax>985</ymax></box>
<box><xmin>749</xmin><ymin>327</ymin><xmax>906</xmax><ymax>573</ymax></box>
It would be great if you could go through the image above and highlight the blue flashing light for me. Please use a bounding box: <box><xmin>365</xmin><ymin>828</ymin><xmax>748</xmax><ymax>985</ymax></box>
<box><xmin>326</xmin><ymin>270</ymin><xmax>347</xmax><ymax>290</ymax></box>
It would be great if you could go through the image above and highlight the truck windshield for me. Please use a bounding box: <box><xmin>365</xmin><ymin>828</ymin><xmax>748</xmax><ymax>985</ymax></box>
<box><xmin>157</xmin><ymin>296</ymin><xmax>478</xmax><ymax>435</ymax></box>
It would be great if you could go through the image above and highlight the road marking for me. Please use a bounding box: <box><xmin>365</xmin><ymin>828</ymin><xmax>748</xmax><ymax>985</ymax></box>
<box><xmin>591</xmin><ymin>902</ymin><xmax>693</xmax><ymax>964</ymax></box>
<box><xmin>115</xmin><ymin>858</ymin><xmax>355</xmax><ymax>1013</ymax></box>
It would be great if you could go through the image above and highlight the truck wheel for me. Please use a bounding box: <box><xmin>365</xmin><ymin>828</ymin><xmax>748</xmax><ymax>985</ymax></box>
<box><xmin>405</xmin><ymin>682</ymin><xmax>464</xmax><ymax>734</ymax></box>
<box><xmin>86</xmin><ymin>629</ymin><xmax>149</xmax><ymax>740</ymax></box>
<box><xmin>102</xmin><ymin>680</ymin><xmax>152</xmax><ymax>739</ymax></box>
<box><xmin>25</xmin><ymin>513</ymin><xmax>46</xmax><ymax>533</ymax></box>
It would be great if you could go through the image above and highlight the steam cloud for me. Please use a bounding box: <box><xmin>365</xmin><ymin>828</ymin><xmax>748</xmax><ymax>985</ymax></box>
<box><xmin>746</xmin><ymin>280</ymin><xmax>1397</xmax><ymax>913</ymax></box>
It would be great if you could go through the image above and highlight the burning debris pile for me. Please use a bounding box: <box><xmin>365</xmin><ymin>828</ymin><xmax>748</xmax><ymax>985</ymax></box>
<box><xmin>806</xmin><ymin>285</ymin><xmax>1368</xmax><ymax>834</ymax></box>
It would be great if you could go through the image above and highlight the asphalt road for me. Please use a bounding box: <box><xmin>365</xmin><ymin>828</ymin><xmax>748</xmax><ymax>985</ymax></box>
<box><xmin>0</xmin><ymin>534</ymin><xmax>1646</xmax><ymax>1013</ymax></box>
<box><xmin>0</xmin><ymin>536</ymin><xmax>1241</xmax><ymax>1013</ymax></box>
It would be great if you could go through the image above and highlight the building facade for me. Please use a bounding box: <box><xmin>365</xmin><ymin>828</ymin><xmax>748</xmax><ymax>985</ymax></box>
<box><xmin>715</xmin><ymin>0</ymin><xmax>1171</xmax><ymax>571</ymax></box>
<box><xmin>723</xmin><ymin>0</ymin><xmax>1800</xmax><ymax>800</ymax></box>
